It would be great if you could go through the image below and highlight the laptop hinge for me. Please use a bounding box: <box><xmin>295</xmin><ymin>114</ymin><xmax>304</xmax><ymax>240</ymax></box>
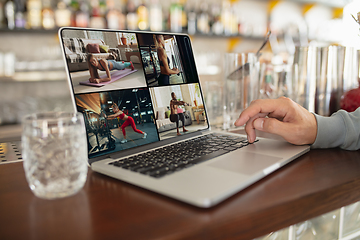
<box><xmin>89</xmin><ymin>129</ymin><xmax>211</xmax><ymax>165</ymax></box>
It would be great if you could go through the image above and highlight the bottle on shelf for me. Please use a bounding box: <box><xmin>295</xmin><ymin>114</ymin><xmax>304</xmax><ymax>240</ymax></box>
<box><xmin>75</xmin><ymin>0</ymin><xmax>89</xmax><ymax>28</ymax></box>
<box><xmin>210</xmin><ymin>3</ymin><xmax>223</xmax><ymax>35</ymax></box>
<box><xmin>126</xmin><ymin>0</ymin><xmax>139</xmax><ymax>30</ymax></box>
<box><xmin>4</xmin><ymin>0</ymin><xmax>16</xmax><ymax>30</ymax></box>
<box><xmin>0</xmin><ymin>2</ymin><xmax>4</xmax><ymax>29</ymax></box>
<box><xmin>106</xmin><ymin>0</ymin><xmax>125</xmax><ymax>30</ymax></box>
<box><xmin>196</xmin><ymin>1</ymin><xmax>209</xmax><ymax>34</ymax></box>
<box><xmin>162</xmin><ymin>7</ymin><xmax>170</xmax><ymax>32</ymax></box>
<box><xmin>185</xmin><ymin>1</ymin><xmax>196</xmax><ymax>35</ymax></box>
<box><xmin>14</xmin><ymin>0</ymin><xmax>26</xmax><ymax>29</ymax></box>
<box><xmin>89</xmin><ymin>0</ymin><xmax>106</xmax><ymax>28</ymax></box>
<box><xmin>27</xmin><ymin>0</ymin><xmax>42</xmax><ymax>29</ymax></box>
<box><xmin>230</xmin><ymin>6</ymin><xmax>239</xmax><ymax>35</ymax></box>
<box><xmin>55</xmin><ymin>0</ymin><xmax>72</xmax><ymax>27</ymax></box>
<box><xmin>221</xmin><ymin>0</ymin><xmax>237</xmax><ymax>35</ymax></box>
<box><xmin>149</xmin><ymin>0</ymin><xmax>162</xmax><ymax>31</ymax></box>
<box><xmin>42</xmin><ymin>0</ymin><xmax>55</xmax><ymax>29</ymax></box>
<box><xmin>99</xmin><ymin>0</ymin><xmax>107</xmax><ymax>17</ymax></box>
<box><xmin>137</xmin><ymin>0</ymin><xmax>149</xmax><ymax>30</ymax></box>
<box><xmin>180</xmin><ymin>0</ymin><xmax>187</xmax><ymax>32</ymax></box>
<box><xmin>69</xmin><ymin>0</ymin><xmax>78</xmax><ymax>27</ymax></box>
<box><xmin>170</xmin><ymin>0</ymin><xmax>183</xmax><ymax>32</ymax></box>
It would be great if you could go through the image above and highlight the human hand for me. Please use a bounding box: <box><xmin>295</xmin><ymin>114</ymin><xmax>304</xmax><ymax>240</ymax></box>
<box><xmin>89</xmin><ymin>78</ymin><xmax>100</xmax><ymax>84</ymax></box>
<box><xmin>172</xmin><ymin>68</ymin><xmax>180</xmax><ymax>74</ymax></box>
<box><xmin>234</xmin><ymin>97</ymin><xmax>317</xmax><ymax>145</ymax></box>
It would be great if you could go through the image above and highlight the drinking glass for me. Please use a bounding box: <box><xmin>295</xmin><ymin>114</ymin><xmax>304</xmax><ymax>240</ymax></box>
<box><xmin>258</xmin><ymin>61</ymin><xmax>293</xmax><ymax>100</ymax></box>
<box><xmin>223</xmin><ymin>52</ymin><xmax>260</xmax><ymax>129</ymax></box>
<box><xmin>291</xmin><ymin>46</ymin><xmax>318</xmax><ymax>113</ymax></box>
<box><xmin>203</xmin><ymin>80</ymin><xmax>224</xmax><ymax>129</ymax></box>
<box><xmin>342</xmin><ymin>202</ymin><xmax>360</xmax><ymax>237</ymax></box>
<box><xmin>22</xmin><ymin>112</ymin><xmax>88</xmax><ymax>199</ymax></box>
<box><xmin>293</xmin><ymin>209</ymin><xmax>340</xmax><ymax>240</ymax></box>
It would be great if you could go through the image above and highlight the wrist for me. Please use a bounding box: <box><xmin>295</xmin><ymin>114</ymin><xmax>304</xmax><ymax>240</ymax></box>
<box><xmin>307</xmin><ymin>113</ymin><xmax>318</xmax><ymax>145</ymax></box>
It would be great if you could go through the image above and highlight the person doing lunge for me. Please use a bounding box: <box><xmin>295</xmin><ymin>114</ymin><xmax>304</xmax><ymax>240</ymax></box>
<box><xmin>87</xmin><ymin>53</ymin><xmax>134</xmax><ymax>84</ymax></box>
<box><xmin>170</xmin><ymin>92</ymin><xmax>190</xmax><ymax>136</ymax></box>
<box><xmin>106</xmin><ymin>103</ymin><xmax>146</xmax><ymax>143</ymax></box>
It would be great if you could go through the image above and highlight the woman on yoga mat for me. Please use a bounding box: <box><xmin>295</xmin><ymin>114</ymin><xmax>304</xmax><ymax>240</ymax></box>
<box><xmin>170</xmin><ymin>92</ymin><xmax>190</xmax><ymax>136</ymax></box>
<box><xmin>154</xmin><ymin>35</ymin><xmax>179</xmax><ymax>86</ymax></box>
<box><xmin>106</xmin><ymin>103</ymin><xmax>147</xmax><ymax>144</ymax></box>
<box><xmin>87</xmin><ymin>53</ymin><xmax>134</xmax><ymax>84</ymax></box>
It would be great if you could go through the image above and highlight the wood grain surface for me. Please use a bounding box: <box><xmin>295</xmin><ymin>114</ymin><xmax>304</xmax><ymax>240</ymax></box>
<box><xmin>1</xmin><ymin>146</ymin><xmax>360</xmax><ymax>240</ymax></box>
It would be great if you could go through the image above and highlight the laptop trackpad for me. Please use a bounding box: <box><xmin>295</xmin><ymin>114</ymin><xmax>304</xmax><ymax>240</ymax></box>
<box><xmin>208</xmin><ymin>152</ymin><xmax>282</xmax><ymax>176</ymax></box>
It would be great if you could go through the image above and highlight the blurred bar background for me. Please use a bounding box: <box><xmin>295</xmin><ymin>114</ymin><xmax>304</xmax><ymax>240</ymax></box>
<box><xmin>0</xmin><ymin>0</ymin><xmax>359</xmax><ymax>130</ymax></box>
<box><xmin>2</xmin><ymin>2</ymin><xmax>360</xmax><ymax>238</ymax></box>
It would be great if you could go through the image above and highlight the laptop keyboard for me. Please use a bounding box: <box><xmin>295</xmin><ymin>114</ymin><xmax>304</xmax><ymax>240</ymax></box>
<box><xmin>109</xmin><ymin>133</ymin><xmax>258</xmax><ymax>178</ymax></box>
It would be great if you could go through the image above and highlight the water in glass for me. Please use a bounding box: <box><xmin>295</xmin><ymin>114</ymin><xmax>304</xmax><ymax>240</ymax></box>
<box><xmin>22</xmin><ymin>112</ymin><xmax>88</xmax><ymax>199</ymax></box>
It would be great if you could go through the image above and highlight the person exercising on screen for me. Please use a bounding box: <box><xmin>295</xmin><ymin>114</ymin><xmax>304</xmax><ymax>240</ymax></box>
<box><xmin>87</xmin><ymin>53</ymin><xmax>134</xmax><ymax>84</ymax></box>
<box><xmin>154</xmin><ymin>35</ymin><xmax>180</xmax><ymax>86</ymax></box>
<box><xmin>106</xmin><ymin>103</ymin><xmax>146</xmax><ymax>143</ymax></box>
<box><xmin>170</xmin><ymin>92</ymin><xmax>190</xmax><ymax>136</ymax></box>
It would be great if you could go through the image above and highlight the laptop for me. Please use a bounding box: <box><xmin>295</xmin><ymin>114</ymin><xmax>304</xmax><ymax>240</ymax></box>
<box><xmin>58</xmin><ymin>27</ymin><xmax>309</xmax><ymax>208</ymax></box>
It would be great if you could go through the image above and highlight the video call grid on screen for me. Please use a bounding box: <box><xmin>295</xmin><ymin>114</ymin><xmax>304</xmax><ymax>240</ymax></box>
<box><xmin>60</xmin><ymin>28</ymin><xmax>209</xmax><ymax>158</ymax></box>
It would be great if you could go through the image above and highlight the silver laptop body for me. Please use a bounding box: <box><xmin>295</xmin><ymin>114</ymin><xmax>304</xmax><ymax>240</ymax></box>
<box><xmin>59</xmin><ymin>27</ymin><xmax>309</xmax><ymax>208</ymax></box>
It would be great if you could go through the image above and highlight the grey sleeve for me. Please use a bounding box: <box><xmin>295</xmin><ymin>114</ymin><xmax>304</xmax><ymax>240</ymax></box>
<box><xmin>311</xmin><ymin>108</ymin><xmax>360</xmax><ymax>150</ymax></box>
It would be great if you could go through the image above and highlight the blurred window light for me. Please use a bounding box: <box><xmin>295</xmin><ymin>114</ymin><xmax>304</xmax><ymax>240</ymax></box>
<box><xmin>342</xmin><ymin>0</ymin><xmax>360</xmax><ymax>49</ymax></box>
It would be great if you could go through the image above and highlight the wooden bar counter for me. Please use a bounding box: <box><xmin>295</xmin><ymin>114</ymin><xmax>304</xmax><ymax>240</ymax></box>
<box><xmin>1</xmin><ymin>131</ymin><xmax>360</xmax><ymax>240</ymax></box>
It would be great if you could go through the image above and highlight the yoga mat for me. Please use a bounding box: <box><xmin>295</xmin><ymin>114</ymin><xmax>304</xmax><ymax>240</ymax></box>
<box><xmin>79</xmin><ymin>69</ymin><xmax>138</xmax><ymax>87</ymax></box>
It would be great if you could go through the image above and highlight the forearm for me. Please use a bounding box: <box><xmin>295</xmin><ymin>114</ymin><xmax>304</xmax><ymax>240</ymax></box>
<box><xmin>172</xmin><ymin>100</ymin><xmax>187</xmax><ymax>106</ymax></box>
<box><xmin>94</xmin><ymin>66</ymin><xmax>111</xmax><ymax>82</ymax></box>
<box><xmin>107</xmin><ymin>113</ymin><xmax>118</xmax><ymax>119</ymax></box>
<box><xmin>169</xmin><ymin>68</ymin><xmax>179</xmax><ymax>75</ymax></box>
<box><xmin>162</xmin><ymin>68</ymin><xmax>175</xmax><ymax>75</ymax></box>
<box><xmin>312</xmin><ymin>108</ymin><xmax>360</xmax><ymax>150</ymax></box>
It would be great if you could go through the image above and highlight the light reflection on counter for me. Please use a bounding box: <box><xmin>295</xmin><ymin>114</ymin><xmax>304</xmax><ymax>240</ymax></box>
<box><xmin>255</xmin><ymin>201</ymin><xmax>360</xmax><ymax>240</ymax></box>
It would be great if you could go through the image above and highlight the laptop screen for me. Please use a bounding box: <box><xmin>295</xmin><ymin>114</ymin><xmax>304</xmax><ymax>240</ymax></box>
<box><xmin>59</xmin><ymin>28</ymin><xmax>209</xmax><ymax>158</ymax></box>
